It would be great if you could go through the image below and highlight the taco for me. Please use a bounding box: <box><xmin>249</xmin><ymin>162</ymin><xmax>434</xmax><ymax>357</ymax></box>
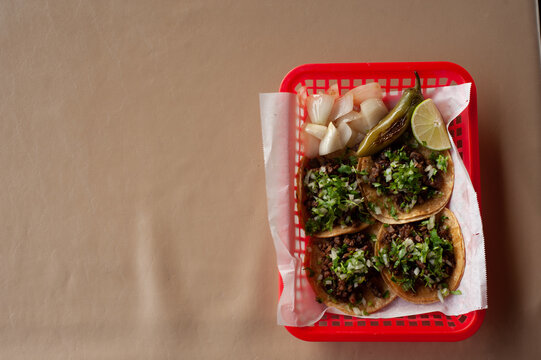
<box><xmin>304</xmin><ymin>224</ymin><xmax>397</xmax><ymax>316</ymax></box>
<box><xmin>357</xmin><ymin>135</ymin><xmax>454</xmax><ymax>224</ymax></box>
<box><xmin>374</xmin><ymin>208</ymin><xmax>465</xmax><ymax>304</ymax></box>
<box><xmin>297</xmin><ymin>155</ymin><xmax>372</xmax><ymax>237</ymax></box>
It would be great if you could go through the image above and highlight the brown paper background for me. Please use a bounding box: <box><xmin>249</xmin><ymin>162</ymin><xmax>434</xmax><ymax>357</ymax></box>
<box><xmin>0</xmin><ymin>0</ymin><xmax>539</xmax><ymax>358</ymax></box>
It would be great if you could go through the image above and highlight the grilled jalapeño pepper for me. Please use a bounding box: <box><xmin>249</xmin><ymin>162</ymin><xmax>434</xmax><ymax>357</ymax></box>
<box><xmin>356</xmin><ymin>72</ymin><xmax>424</xmax><ymax>157</ymax></box>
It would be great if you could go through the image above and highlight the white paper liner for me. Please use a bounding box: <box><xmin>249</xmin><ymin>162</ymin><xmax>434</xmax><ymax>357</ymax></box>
<box><xmin>260</xmin><ymin>84</ymin><xmax>487</xmax><ymax>326</ymax></box>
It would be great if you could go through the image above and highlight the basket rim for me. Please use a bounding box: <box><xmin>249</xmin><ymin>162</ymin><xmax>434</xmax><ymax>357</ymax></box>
<box><xmin>278</xmin><ymin>61</ymin><xmax>483</xmax><ymax>342</ymax></box>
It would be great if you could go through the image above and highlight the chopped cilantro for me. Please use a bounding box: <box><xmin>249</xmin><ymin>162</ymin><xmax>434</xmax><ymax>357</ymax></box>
<box><xmin>329</xmin><ymin>246</ymin><xmax>371</xmax><ymax>285</ymax></box>
<box><xmin>369</xmin><ymin>147</ymin><xmax>450</xmax><ymax>212</ymax></box>
<box><xmin>338</xmin><ymin>164</ymin><xmax>353</xmax><ymax>174</ymax></box>
<box><xmin>376</xmin><ymin>216</ymin><xmax>454</xmax><ymax>293</ymax></box>
<box><xmin>430</xmin><ymin>152</ymin><xmax>449</xmax><ymax>173</ymax></box>
<box><xmin>390</xmin><ymin>205</ymin><xmax>398</xmax><ymax>220</ymax></box>
<box><xmin>303</xmin><ymin>158</ymin><xmax>370</xmax><ymax>235</ymax></box>
<box><xmin>303</xmin><ymin>267</ymin><xmax>314</xmax><ymax>277</ymax></box>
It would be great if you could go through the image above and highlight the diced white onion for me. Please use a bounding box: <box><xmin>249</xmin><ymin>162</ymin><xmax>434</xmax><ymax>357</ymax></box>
<box><xmin>360</xmin><ymin>98</ymin><xmax>388</xmax><ymax>129</ymax></box>
<box><xmin>304</xmin><ymin>123</ymin><xmax>327</xmax><ymax>140</ymax></box>
<box><xmin>382</xmin><ymin>254</ymin><xmax>389</xmax><ymax>267</ymax></box>
<box><xmin>344</xmin><ymin>82</ymin><xmax>383</xmax><ymax>106</ymax></box>
<box><xmin>349</xmin><ymin>131</ymin><xmax>365</xmax><ymax>146</ymax></box>
<box><xmin>427</xmin><ymin>215</ymin><xmax>435</xmax><ymax>230</ymax></box>
<box><xmin>317</xmin><ymin>274</ymin><xmax>323</xmax><ymax>281</ymax></box>
<box><xmin>347</xmin><ymin>112</ymin><xmax>372</xmax><ymax>134</ymax></box>
<box><xmin>437</xmin><ymin>289</ymin><xmax>444</xmax><ymax>303</ymax></box>
<box><xmin>307</xmin><ymin>94</ymin><xmax>335</xmax><ymax>125</ymax></box>
<box><xmin>374</xmin><ymin>206</ymin><xmax>382</xmax><ymax>215</ymax></box>
<box><xmin>325</xmin><ymin>280</ymin><xmax>332</xmax><ymax>285</ymax></box>
<box><xmin>326</xmin><ymin>83</ymin><xmax>340</xmax><ymax>99</ymax></box>
<box><xmin>352</xmin><ymin>307</ymin><xmax>362</xmax><ymax>315</ymax></box>
<box><xmin>441</xmin><ymin>287</ymin><xmax>450</xmax><ymax>297</ymax></box>
<box><xmin>335</xmin><ymin>111</ymin><xmax>361</xmax><ymax>127</ymax></box>
<box><xmin>414</xmin><ymin>267</ymin><xmax>420</xmax><ymax>276</ymax></box>
<box><xmin>403</xmin><ymin>238</ymin><xmax>414</xmax><ymax>247</ymax></box>
<box><xmin>445</xmin><ymin>259</ymin><xmax>454</xmax><ymax>267</ymax></box>
<box><xmin>319</xmin><ymin>122</ymin><xmax>344</xmax><ymax>156</ymax></box>
<box><xmin>361</xmin><ymin>297</ymin><xmax>367</xmax><ymax>306</ymax></box>
<box><xmin>301</xmin><ymin>130</ymin><xmax>320</xmax><ymax>159</ymax></box>
<box><xmin>329</xmin><ymin>94</ymin><xmax>354</xmax><ymax>121</ymax></box>
<box><xmin>425</xmin><ymin>165</ymin><xmax>436</xmax><ymax>179</ymax></box>
<box><xmin>337</xmin><ymin>121</ymin><xmax>354</xmax><ymax>149</ymax></box>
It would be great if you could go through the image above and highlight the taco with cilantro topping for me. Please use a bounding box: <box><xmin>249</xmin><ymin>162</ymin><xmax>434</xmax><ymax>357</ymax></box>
<box><xmin>304</xmin><ymin>224</ymin><xmax>397</xmax><ymax>315</ymax></box>
<box><xmin>297</xmin><ymin>155</ymin><xmax>372</xmax><ymax>237</ymax></box>
<box><xmin>358</xmin><ymin>135</ymin><xmax>454</xmax><ymax>224</ymax></box>
<box><xmin>374</xmin><ymin>208</ymin><xmax>465</xmax><ymax>304</ymax></box>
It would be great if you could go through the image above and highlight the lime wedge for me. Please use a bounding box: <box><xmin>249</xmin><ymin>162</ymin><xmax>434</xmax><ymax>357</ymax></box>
<box><xmin>411</xmin><ymin>99</ymin><xmax>451</xmax><ymax>151</ymax></box>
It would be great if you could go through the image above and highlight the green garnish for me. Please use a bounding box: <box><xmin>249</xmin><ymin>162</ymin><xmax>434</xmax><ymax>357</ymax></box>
<box><xmin>436</xmin><ymin>154</ymin><xmax>448</xmax><ymax>173</ymax></box>
<box><xmin>370</xmin><ymin>147</ymin><xmax>448</xmax><ymax>212</ymax></box>
<box><xmin>430</xmin><ymin>152</ymin><xmax>449</xmax><ymax>174</ymax></box>
<box><xmin>328</xmin><ymin>246</ymin><xmax>372</xmax><ymax>285</ymax></box>
<box><xmin>450</xmin><ymin>290</ymin><xmax>462</xmax><ymax>295</ymax></box>
<box><xmin>377</xmin><ymin>217</ymin><xmax>454</xmax><ymax>293</ymax></box>
<box><xmin>390</xmin><ymin>205</ymin><xmax>398</xmax><ymax>220</ymax></box>
<box><xmin>303</xmin><ymin>158</ymin><xmax>370</xmax><ymax>235</ymax></box>
<box><xmin>304</xmin><ymin>267</ymin><xmax>314</xmax><ymax>277</ymax></box>
<box><xmin>366</xmin><ymin>201</ymin><xmax>376</xmax><ymax>212</ymax></box>
<box><xmin>338</xmin><ymin>164</ymin><xmax>353</xmax><ymax>174</ymax></box>
<box><xmin>379</xmin><ymin>148</ymin><xmax>426</xmax><ymax>210</ymax></box>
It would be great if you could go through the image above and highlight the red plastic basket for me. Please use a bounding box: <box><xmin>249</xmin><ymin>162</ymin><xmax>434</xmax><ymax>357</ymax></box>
<box><xmin>278</xmin><ymin>62</ymin><xmax>485</xmax><ymax>342</ymax></box>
